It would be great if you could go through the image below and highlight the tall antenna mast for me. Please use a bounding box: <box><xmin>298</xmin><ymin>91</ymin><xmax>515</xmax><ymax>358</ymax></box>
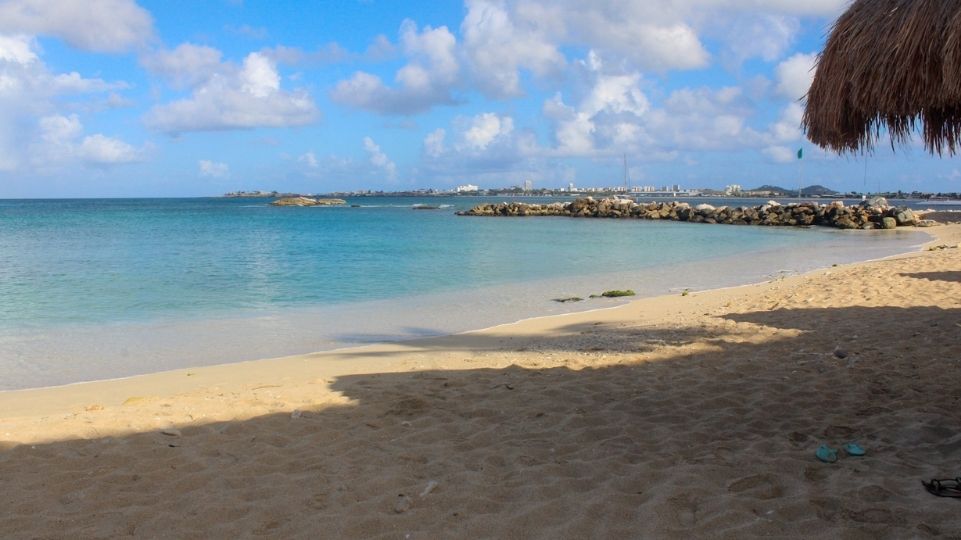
<box><xmin>863</xmin><ymin>154</ymin><xmax>868</xmax><ymax>193</ymax></box>
<box><xmin>623</xmin><ymin>153</ymin><xmax>629</xmax><ymax>192</ymax></box>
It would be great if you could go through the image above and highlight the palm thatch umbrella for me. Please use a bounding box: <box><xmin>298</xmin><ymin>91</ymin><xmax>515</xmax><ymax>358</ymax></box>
<box><xmin>804</xmin><ymin>0</ymin><xmax>961</xmax><ymax>156</ymax></box>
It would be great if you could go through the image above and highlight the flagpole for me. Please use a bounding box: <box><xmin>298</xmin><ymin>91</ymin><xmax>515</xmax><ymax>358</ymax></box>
<box><xmin>797</xmin><ymin>147</ymin><xmax>803</xmax><ymax>199</ymax></box>
<box><xmin>863</xmin><ymin>154</ymin><xmax>868</xmax><ymax>195</ymax></box>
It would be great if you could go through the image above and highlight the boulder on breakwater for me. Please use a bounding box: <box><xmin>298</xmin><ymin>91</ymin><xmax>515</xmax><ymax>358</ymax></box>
<box><xmin>271</xmin><ymin>197</ymin><xmax>347</xmax><ymax>207</ymax></box>
<box><xmin>456</xmin><ymin>197</ymin><xmax>925</xmax><ymax>230</ymax></box>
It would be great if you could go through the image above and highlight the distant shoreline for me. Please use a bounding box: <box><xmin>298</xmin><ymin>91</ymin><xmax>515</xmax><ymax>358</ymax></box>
<box><xmin>221</xmin><ymin>191</ymin><xmax>961</xmax><ymax>204</ymax></box>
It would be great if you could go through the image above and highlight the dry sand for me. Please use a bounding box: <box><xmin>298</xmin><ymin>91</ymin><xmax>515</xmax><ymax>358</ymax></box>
<box><xmin>2</xmin><ymin>226</ymin><xmax>961</xmax><ymax>539</ymax></box>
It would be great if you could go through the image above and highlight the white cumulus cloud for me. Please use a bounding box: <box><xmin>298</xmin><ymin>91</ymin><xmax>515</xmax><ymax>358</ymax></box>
<box><xmin>0</xmin><ymin>35</ymin><xmax>139</xmax><ymax>171</ymax></box>
<box><xmin>298</xmin><ymin>151</ymin><xmax>319</xmax><ymax>168</ymax></box>
<box><xmin>642</xmin><ymin>86</ymin><xmax>764</xmax><ymax>151</ymax></box>
<box><xmin>144</xmin><ymin>50</ymin><xmax>319</xmax><ymax>133</ymax></box>
<box><xmin>0</xmin><ymin>33</ymin><xmax>37</xmax><ymax>64</ymax></box>
<box><xmin>536</xmin><ymin>50</ymin><xmax>774</xmax><ymax>158</ymax></box>
<box><xmin>762</xmin><ymin>101</ymin><xmax>805</xmax><ymax>162</ymax></box>
<box><xmin>51</xmin><ymin>71</ymin><xmax>129</xmax><ymax>93</ymax></box>
<box><xmin>240</xmin><ymin>53</ymin><xmax>280</xmax><ymax>98</ymax></box>
<box><xmin>198</xmin><ymin>159</ymin><xmax>229</xmax><ymax>177</ymax></box>
<box><xmin>363</xmin><ymin>137</ymin><xmax>397</xmax><ymax>180</ymax></box>
<box><xmin>420</xmin><ymin>112</ymin><xmax>539</xmax><ymax>182</ymax></box>
<box><xmin>78</xmin><ymin>133</ymin><xmax>141</xmax><ymax>163</ymax></box>
<box><xmin>710</xmin><ymin>0</ymin><xmax>845</xmax><ymax>17</ymax></box>
<box><xmin>543</xmin><ymin>51</ymin><xmax>652</xmax><ymax>156</ymax></box>
<box><xmin>454</xmin><ymin>0</ymin><xmax>846</xmax><ymax>83</ymax></box>
<box><xmin>763</xmin><ymin>145</ymin><xmax>798</xmax><ymax>163</ymax></box>
<box><xmin>461</xmin><ymin>0</ymin><xmax>565</xmax><ymax>98</ymax></box>
<box><xmin>331</xmin><ymin>20</ymin><xmax>458</xmax><ymax>114</ymax></box>
<box><xmin>36</xmin><ymin>114</ymin><xmax>142</xmax><ymax>165</ymax></box>
<box><xmin>719</xmin><ymin>14</ymin><xmax>798</xmax><ymax>65</ymax></box>
<box><xmin>0</xmin><ymin>0</ymin><xmax>154</xmax><ymax>52</ymax></box>
<box><xmin>775</xmin><ymin>52</ymin><xmax>817</xmax><ymax>101</ymax></box>
<box><xmin>423</xmin><ymin>128</ymin><xmax>446</xmax><ymax>157</ymax></box>
<box><xmin>479</xmin><ymin>1</ymin><xmax>710</xmax><ymax>73</ymax></box>
<box><xmin>140</xmin><ymin>43</ymin><xmax>224</xmax><ymax>89</ymax></box>
<box><xmin>769</xmin><ymin>102</ymin><xmax>804</xmax><ymax>143</ymax></box>
<box><xmin>462</xmin><ymin>113</ymin><xmax>514</xmax><ymax>151</ymax></box>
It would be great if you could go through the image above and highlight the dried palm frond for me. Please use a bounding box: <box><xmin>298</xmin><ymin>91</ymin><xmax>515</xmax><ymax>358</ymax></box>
<box><xmin>804</xmin><ymin>0</ymin><xmax>961</xmax><ymax>155</ymax></box>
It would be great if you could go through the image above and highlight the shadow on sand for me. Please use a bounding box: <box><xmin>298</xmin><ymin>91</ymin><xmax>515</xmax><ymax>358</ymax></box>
<box><xmin>1</xmin><ymin>305</ymin><xmax>959</xmax><ymax>538</ymax></box>
<box><xmin>900</xmin><ymin>271</ymin><xmax>961</xmax><ymax>283</ymax></box>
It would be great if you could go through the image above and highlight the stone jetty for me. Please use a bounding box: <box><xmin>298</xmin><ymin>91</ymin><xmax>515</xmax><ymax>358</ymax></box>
<box><xmin>456</xmin><ymin>197</ymin><xmax>933</xmax><ymax>229</ymax></box>
<box><xmin>270</xmin><ymin>197</ymin><xmax>347</xmax><ymax>207</ymax></box>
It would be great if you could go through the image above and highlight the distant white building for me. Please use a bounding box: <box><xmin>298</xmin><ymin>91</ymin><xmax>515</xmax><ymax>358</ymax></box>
<box><xmin>455</xmin><ymin>184</ymin><xmax>479</xmax><ymax>193</ymax></box>
<box><xmin>523</xmin><ymin>180</ymin><xmax>533</xmax><ymax>192</ymax></box>
<box><xmin>568</xmin><ymin>182</ymin><xmax>576</xmax><ymax>192</ymax></box>
<box><xmin>725</xmin><ymin>184</ymin><xmax>743</xmax><ymax>196</ymax></box>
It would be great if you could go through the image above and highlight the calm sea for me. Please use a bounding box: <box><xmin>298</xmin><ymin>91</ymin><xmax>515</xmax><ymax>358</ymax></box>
<box><xmin>0</xmin><ymin>196</ymin><xmax>930</xmax><ymax>389</ymax></box>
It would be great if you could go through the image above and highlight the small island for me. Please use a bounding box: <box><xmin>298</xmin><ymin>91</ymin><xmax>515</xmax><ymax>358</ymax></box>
<box><xmin>270</xmin><ymin>197</ymin><xmax>348</xmax><ymax>207</ymax></box>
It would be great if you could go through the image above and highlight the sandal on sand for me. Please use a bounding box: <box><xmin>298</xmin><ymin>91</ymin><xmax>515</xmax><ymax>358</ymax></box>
<box><xmin>843</xmin><ymin>442</ymin><xmax>866</xmax><ymax>457</ymax></box>
<box><xmin>815</xmin><ymin>444</ymin><xmax>838</xmax><ymax>463</ymax></box>
<box><xmin>923</xmin><ymin>478</ymin><xmax>961</xmax><ymax>498</ymax></box>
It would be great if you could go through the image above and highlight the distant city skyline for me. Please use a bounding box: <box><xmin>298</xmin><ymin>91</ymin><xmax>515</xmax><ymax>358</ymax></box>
<box><xmin>231</xmin><ymin>179</ymin><xmax>956</xmax><ymax>199</ymax></box>
<box><xmin>1</xmin><ymin>0</ymin><xmax>960</xmax><ymax>198</ymax></box>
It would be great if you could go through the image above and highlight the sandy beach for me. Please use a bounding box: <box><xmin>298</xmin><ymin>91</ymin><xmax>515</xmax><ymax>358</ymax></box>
<box><xmin>1</xmin><ymin>225</ymin><xmax>960</xmax><ymax>539</ymax></box>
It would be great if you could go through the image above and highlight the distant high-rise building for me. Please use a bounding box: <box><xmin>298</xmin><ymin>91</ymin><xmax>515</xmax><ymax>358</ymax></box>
<box><xmin>568</xmin><ymin>182</ymin><xmax>576</xmax><ymax>192</ymax></box>
<box><xmin>523</xmin><ymin>180</ymin><xmax>533</xmax><ymax>192</ymax></box>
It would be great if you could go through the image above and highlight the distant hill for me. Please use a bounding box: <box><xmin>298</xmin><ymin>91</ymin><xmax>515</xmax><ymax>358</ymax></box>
<box><xmin>750</xmin><ymin>184</ymin><xmax>838</xmax><ymax>197</ymax></box>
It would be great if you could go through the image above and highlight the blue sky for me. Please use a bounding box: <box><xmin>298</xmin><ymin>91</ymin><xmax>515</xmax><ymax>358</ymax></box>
<box><xmin>0</xmin><ymin>0</ymin><xmax>959</xmax><ymax>197</ymax></box>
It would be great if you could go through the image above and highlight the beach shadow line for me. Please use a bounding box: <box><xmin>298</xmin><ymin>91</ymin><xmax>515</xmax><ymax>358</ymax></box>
<box><xmin>900</xmin><ymin>271</ymin><xmax>961</xmax><ymax>283</ymax></box>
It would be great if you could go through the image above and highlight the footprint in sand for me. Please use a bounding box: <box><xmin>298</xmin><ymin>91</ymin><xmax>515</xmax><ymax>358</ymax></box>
<box><xmin>727</xmin><ymin>474</ymin><xmax>784</xmax><ymax>500</ymax></box>
<box><xmin>803</xmin><ymin>465</ymin><xmax>827</xmax><ymax>482</ymax></box>
<box><xmin>843</xmin><ymin>507</ymin><xmax>905</xmax><ymax>526</ymax></box>
<box><xmin>667</xmin><ymin>494</ymin><xmax>700</xmax><ymax>527</ymax></box>
<box><xmin>856</xmin><ymin>484</ymin><xmax>895</xmax><ymax>503</ymax></box>
<box><xmin>823</xmin><ymin>425</ymin><xmax>855</xmax><ymax>439</ymax></box>
<box><xmin>307</xmin><ymin>493</ymin><xmax>328</xmax><ymax>510</ymax></box>
<box><xmin>385</xmin><ymin>397</ymin><xmax>429</xmax><ymax>417</ymax></box>
<box><xmin>809</xmin><ymin>497</ymin><xmax>842</xmax><ymax>522</ymax></box>
<box><xmin>788</xmin><ymin>431</ymin><xmax>809</xmax><ymax>444</ymax></box>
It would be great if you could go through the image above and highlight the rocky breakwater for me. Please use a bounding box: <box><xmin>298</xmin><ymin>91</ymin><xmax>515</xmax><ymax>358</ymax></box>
<box><xmin>271</xmin><ymin>197</ymin><xmax>348</xmax><ymax>207</ymax></box>
<box><xmin>457</xmin><ymin>197</ymin><xmax>932</xmax><ymax>229</ymax></box>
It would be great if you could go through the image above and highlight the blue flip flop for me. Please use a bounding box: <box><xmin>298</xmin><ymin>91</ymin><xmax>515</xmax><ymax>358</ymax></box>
<box><xmin>843</xmin><ymin>442</ymin><xmax>866</xmax><ymax>456</ymax></box>
<box><xmin>816</xmin><ymin>444</ymin><xmax>838</xmax><ymax>463</ymax></box>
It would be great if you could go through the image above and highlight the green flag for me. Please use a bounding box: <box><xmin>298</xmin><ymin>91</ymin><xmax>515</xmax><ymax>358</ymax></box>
<box><xmin>797</xmin><ymin>148</ymin><xmax>803</xmax><ymax>159</ymax></box>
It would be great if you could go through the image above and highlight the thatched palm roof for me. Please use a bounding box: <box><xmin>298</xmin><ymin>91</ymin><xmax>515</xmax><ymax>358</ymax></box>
<box><xmin>803</xmin><ymin>0</ymin><xmax>961</xmax><ymax>155</ymax></box>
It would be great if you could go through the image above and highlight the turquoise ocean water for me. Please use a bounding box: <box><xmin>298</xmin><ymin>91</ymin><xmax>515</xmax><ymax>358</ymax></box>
<box><xmin>0</xmin><ymin>196</ymin><xmax>927</xmax><ymax>390</ymax></box>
